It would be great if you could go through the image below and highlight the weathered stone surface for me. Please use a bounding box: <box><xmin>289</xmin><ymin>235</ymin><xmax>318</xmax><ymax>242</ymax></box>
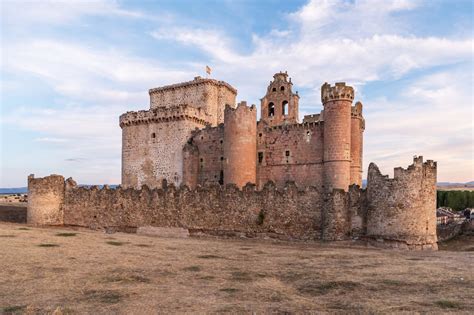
<box><xmin>27</xmin><ymin>156</ymin><xmax>439</xmax><ymax>249</ymax></box>
<box><xmin>27</xmin><ymin>174</ymin><xmax>65</xmax><ymax>225</ymax></box>
<box><xmin>120</xmin><ymin>73</ymin><xmax>366</xmax><ymax>193</ymax></box>
<box><xmin>366</xmin><ymin>156</ymin><xmax>438</xmax><ymax>249</ymax></box>
<box><xmin>137</xmin><ymin>226</ymin><xmax>189</xmax><ymax>238</ymax></box>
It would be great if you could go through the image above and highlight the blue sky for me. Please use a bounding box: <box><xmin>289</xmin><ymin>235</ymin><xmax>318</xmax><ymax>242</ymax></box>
<box><xmin>1</xmin><ymin>0</ymin><xmax>473</xmax><ymax>187</ymax></box>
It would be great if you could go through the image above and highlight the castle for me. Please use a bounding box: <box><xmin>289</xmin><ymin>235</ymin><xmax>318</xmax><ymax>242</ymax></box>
<box><xmin>120</xmin><ymin>72</ymin><xmax>364</xmax><ymax>192</ymax></box>
<box><xmin>26</xmin><ymin>72</ymin><xmax>439</xmax><ymax>250</ymax></box>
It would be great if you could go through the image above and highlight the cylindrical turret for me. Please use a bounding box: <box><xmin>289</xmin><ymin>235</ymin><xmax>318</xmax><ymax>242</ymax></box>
<box><xmin>223</xmin><ymin>102</ymin><xmax>257</xmax><ymax>187</ymax></box>
<box><xmin>350</xmin><ymin>101</ymin><xmax>364</xmax><ymax>186</ymax></box>
<box><xmin>322</xmin><ymin>82</ymin><xmax>354</xmax><ymax>192</ymax></box>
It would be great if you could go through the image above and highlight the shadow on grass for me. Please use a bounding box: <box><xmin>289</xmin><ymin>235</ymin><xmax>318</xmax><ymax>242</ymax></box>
<box><xmin>38</xmin><ymin>243</ymin><xmax>60</xmax><ymax>247</ymax></box>
<box><xmin>56</xmin><ymin>233</ymin><xmax>77</xmax><ymax>237</ymax></box>
<box><xmin>106</xmin><ymin>241</ymin><xmax>126</xmax><ymax>246</ymax></box>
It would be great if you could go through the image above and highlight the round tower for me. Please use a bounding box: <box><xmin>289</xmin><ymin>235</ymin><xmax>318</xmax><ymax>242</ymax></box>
<box><xmin>322</xmin><ymin>82</ymin><xmax>354</xmax><ymax>192</ymax></box>
<box><xmin>350</xmin><ymin>101</ymin><xmax>365</xmax><ymax>186</ymax></box>
<box><xmin>223</xmin><ymin>102</ymin><xmax>257</xmax><ymax>188</ymax></box>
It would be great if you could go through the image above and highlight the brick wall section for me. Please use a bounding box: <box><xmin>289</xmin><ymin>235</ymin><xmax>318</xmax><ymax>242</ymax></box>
<box><xmin>321</xmin><ymin>83</ymin><xmax>354</xmax><ymax>192</ymax></box>
<box><xmin>256</xmin><ymin>122</ymin><xmax>324</xmax><ymax>189</ymax></box>
<box><xmin>366</xmin><ymin>156</ymin><xmax>438</xmax><ymax>250</ymax></box>
<box><xmin>27</xmin><ymin>174</ymin><xmax>65</xmax><ymax>225</ymax></box>
<box><xmin>223</xmin><ymin>102</ymin><xmax>257</xmax><ymax>187</ymax></box>
<box><xmin>189</xmin><ymin>124</ymin><xmax>225</xmax><ymax>186</ymax></box>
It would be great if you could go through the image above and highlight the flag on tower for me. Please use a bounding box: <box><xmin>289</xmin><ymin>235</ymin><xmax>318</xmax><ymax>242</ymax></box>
<box><xmin>206</xmin><ymin>65</ymin><xmax>211</xmax><ymax>76</ymax></box>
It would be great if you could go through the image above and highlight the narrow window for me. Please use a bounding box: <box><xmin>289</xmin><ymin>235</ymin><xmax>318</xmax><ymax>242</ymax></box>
<box><xmin>272</xmin><ymin>87</ymin><xmax>276</xmax><ymax>92</ymax></box>
<box><xmin>282</xmin><ymin>100</ymin><xmax>288</xmax><ymax>116</ymax></box>
<box><xmin>259</xmin><ymin>133</ymin><xmax>262</xmax><ymax>138</ymax></box>
<box><xmin>258</xmin><ymin>152</ymin><xmax>264</xmax><ymax>164</ymax></box>
<box><xmin>151</xmin><ymin>133</ymin><xmax>156</xmax><ymax>138</ymax></box>
<box><xmin>220</xmin><ymin>156</ymin><xmax>224</xmax><ymax>161</ymax></box>
<box><xmin>280</xmin><ymin>86</ymin><xmax>285</xmax><ymax>91</ymax></box>
<box><xmin>219</xmin><ymin>170</ymin><xmax>224</xmax><ymax>185</ymax></box>
<box><xmin>268</xmin><ymin>102</ymin><xmax>275</xmax><ymax>117</ymax></box>
<box><xmin>200</xmin><ymin>136</ymin><xmax>204</xmax><ymax>140</ymax></box>
<box><xmin>285</xmin><ymin>150</ymin><xmax>290</xmax><ymax>157</ymax></box>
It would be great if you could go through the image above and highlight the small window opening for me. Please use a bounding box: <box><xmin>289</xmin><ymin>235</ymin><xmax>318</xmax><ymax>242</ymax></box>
<box><xmin>258</xmin><ymin>152</ymin><xmax>264</xmax><ymax>164</ymax></box>
<box><xmin>259</xmin><ymin>133</ymin><xmax>262</xmax><ymax>137</ymax></box>
<box><xmin>200</xmin><ymin>158</ymin><xmax>203</xmax><ymax>162</ymax></box>
<box><xmin>272</xmin><ymin>87</ymin><xmax>276</xmax><ymax>92</ymax></box>
<box><xmin>220</xmin><ymin>139</ymin><xmax>223</xmax><ymax>144</ymax></box>
<box><xmin>285</xmin><ymin>150</ymin><xmax>290</xmax><ymax>157</ymax></box>
<box><xmin>220</xmin><ymin>156</ymin><xmax>224</xmax><ymax>161</ymax></box>
<box><xmin>282</xmin><ymin>100</ymin><xmax>288</xmax><ymax>116</ymax></box>
<box><xmin>280</xmin><ymin>86</ymin><xmax>285</xmax><ymax>91</ymax></box>
<box><xmin>200</xmin><ymin>136</ymin><xmax>204</xmax><ymax>140</ymax></box>
<box><xmin>268</xmin><ymin>102</ymin><xmax>275</xmax><ymax>117</ymax></box>
<box><xmin>219</xmin><ymin>170</ymin><xmax>224</xmax><ymax>185</ymax></box>
<box><xmin>306</xmin><ymin>131</ymin><xmax>310</xmax><ymax>136</ymax></box>
<box><xmin>151</xmin><ymin>133</ymin><xmax>156</xmax><ymax>138</ymax></box>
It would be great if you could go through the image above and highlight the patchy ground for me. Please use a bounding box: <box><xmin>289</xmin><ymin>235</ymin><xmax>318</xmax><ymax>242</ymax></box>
<box><xmin>0</xmin><ymin>223</ymin><xmax>472</xmax><ymax>314</ymax></box>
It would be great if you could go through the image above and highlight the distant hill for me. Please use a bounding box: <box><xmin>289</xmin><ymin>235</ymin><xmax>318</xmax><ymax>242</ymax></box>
<box><xmin>0</xmin><ymin>185</ymin><xmax>119</xmax><ymax>194</ymax></box>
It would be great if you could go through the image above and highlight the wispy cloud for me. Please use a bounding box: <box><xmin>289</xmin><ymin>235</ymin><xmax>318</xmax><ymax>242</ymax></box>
<box><xmin>1</xmin><ymin>0</ymin><xmax>472</xmax><ymax>185</ymax></box>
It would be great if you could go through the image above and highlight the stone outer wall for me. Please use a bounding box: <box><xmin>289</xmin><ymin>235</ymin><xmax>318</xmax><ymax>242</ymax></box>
<box><xmin>27</xmin><ymin>174</ymin><xmax>65</xmax><ymax>225</ymax></box>
<box><xmin>223</xmin><ymin>102</ymin><xmax>257</xmax><ymax>188</ymax></box>
<box><xmin>366</xmin><ymin>156</ymin><xmax>438</xmax><ymax>250</ymax></box>
<box><xmin>62</xmin><ymin>181</ymin><xmax>323</xmax><ymax>240</ymax></box>
<box><xmin>27</xmin><ymin>157</ymin><xmax>439</xmax><ymax>250</ymax></box>
<box><xmin>256</xmin><ymin>122</ymin><xmax>324</xmax><ymax>189</ymax></box>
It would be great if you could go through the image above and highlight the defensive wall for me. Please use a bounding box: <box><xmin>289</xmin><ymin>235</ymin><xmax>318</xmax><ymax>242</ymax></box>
<box><xmin>27</xmin><ymin>157</ymin><xmax>438</xmax><ymax>250</ymax></box>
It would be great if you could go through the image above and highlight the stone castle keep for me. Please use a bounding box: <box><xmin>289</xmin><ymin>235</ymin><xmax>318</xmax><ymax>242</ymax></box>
<box><xmin>119</xmin><ymin>72</ymin><xmax>364</xmax><ymax>191</ymax></box>
<box><xmin>27</xmin><ymin>73</ymin><xmax>438</xmax><ymax>250</ymax></box>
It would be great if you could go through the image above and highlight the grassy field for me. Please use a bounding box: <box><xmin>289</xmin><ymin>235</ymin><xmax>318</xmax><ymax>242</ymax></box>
<box><xmin>0</xmin><ymin>223</ymin><xmax>472</xmax><ymax>314</ymax></box>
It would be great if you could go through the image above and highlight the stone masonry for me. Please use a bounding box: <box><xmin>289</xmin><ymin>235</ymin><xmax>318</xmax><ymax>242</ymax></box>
<box><xmin>27</xmin><ymin>157</ymin><xmax>438</xmax><ymax>249</ymax></box>
<box><xmin>27</xmin><ymin>72</ymin><xmax>438</xmax><ymax>250</ymax></box>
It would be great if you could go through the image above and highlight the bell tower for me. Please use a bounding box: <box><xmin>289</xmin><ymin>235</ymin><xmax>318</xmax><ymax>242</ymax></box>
<box><xmin>260</xmin><ymin>71</ymin><xmax>299</xmax><ymax>126</ymax></box>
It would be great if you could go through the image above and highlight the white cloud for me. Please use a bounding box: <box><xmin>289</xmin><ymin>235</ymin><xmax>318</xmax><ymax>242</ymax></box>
<box><xmin>3</xmin><ymin>39</ymin><xmax>194</xmax><ymax>105</ymax></box>
<box><xmin>2</xmin><ymin>0</ymin><xmax>147</xmax><ymax>26</ymax></box>
<box><xmin>364</xmin><ymin>68</ymin><xmax>473</xmax><ymax>182</ymax></box>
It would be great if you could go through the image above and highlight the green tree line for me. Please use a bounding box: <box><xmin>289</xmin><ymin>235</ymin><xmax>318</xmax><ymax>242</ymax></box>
<box><xmin>437</xmin><ymin>190</ymin><xmax>474</xmax><ymax>211</ymax></box>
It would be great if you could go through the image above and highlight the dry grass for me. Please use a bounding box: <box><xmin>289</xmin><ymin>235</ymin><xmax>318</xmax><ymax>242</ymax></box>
<box><xmin>0</xmin><ymin>222</ymin><xmax>473</xmax><ymax>314</ymax></box>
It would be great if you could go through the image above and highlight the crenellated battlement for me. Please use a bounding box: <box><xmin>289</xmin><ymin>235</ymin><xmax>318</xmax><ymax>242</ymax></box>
<box><xmin>149</xmin><ymin>76</ymin><xmax>237</xmax><ymax>95</ymax></box>
<box><xmin>119</xmin><ymin>104</ymin><xmax>211</xmax><ymax>128</ymax></box>
<box><xmin>351</xmin><ymin>101</ymin><xmax>363</xmax><ymax>117</ymax></box>
<box><xmin>321</xmin><ymin>82</ymin><xmax>354</xmax><ymax>103</ymax></box>
<box><xmin>224</xmin><ymin>101</ymin><xmax>257</xmax><ymax>114</ymax></box>
<box><xmin>302</xmin><ymin>113</ymin><xmax>323</xmax><ymax>123</ymax></box>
